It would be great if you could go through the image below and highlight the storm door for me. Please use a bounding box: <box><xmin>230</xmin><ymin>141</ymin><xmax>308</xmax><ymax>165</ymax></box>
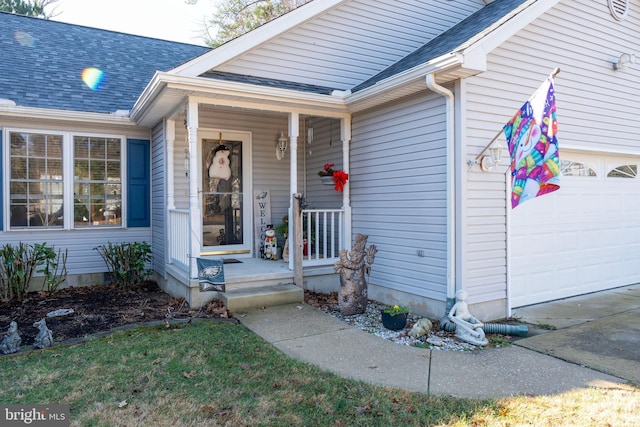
<box><xmin>201</xmin><ymin>131</ymin><xmax>252</xmax><ymax>255</ymax></box>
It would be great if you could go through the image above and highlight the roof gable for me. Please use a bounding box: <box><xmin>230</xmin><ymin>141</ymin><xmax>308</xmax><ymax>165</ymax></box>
<box><xmin>0</xmin><ymin>12</ymin><xmax>209</xmax><ymax>114</ymax></box>
<box><xmin>352</xmin><ymin>0</ymin><xmax>531</xmax><ymax>92</ymax></box>
<box><xmin>173</xmin><ymin>0</ymin><xmax>487</xmax><ymax>90</ymax></box>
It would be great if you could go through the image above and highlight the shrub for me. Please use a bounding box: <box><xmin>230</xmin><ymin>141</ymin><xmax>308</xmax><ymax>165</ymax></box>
<box><xmin>94</xmin><ymin>241</ymin><xmax>152</xmax><ymax>289</ymax></box>
<box><xmin>0</xmin><ymin>242</ymin><xmax>67</xmax><ymax>301</ymax></box>
<box><xmin>35</xmin><ymin>243</ymin><xmax>68</xmax><ymax>294</ymax></box>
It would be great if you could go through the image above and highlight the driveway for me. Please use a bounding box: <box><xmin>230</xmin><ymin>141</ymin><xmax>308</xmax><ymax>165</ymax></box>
<box><xmin>512</xmin><ymin>284</ymin><xmax>640</xmax><ymax>385</ymax></box>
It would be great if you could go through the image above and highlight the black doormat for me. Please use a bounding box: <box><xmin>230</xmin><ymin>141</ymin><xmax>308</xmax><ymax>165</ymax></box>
<box><xmin>222</xmin><ymin>259</ymin><xmax>242</xmax><ymax>264</ymax></box>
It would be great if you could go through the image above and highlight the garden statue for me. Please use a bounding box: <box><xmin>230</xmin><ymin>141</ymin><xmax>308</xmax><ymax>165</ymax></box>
<box><xmin>33</xmin><ymin>318</ymin><xmax>53</xmax><ymax>349</ymax></box>
<box><xmin>0</xmin><ymin>321</ymin><xmax>22</xmax><ymax>354</ymax></box>
<box><xmin>448</xmin><ymin>290</ymin><xmax>488</xmax><ymax>346</ymax></box>
<box><xmin>409</xmin><ymin>318</ymin><xmax>433</xmax><ymax>339</ymax></box>
<box><xmin>334</xmin><ymin>234</ymin><xmax>378</xmax><ymax>316</ymax></box>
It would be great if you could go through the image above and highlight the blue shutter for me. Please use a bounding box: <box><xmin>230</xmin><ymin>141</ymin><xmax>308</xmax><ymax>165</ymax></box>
<box><xmin>0</xmin><ymin>131</ymin><xmax>3</xmax><ymax>231</ymax></box>
<box><xmin>127</xmin><ymin>138</ymin><xmax>150</xmax><ymax>227</ymax></box>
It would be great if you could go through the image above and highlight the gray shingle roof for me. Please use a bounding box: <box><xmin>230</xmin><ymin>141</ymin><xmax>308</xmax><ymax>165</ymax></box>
<box><xmin>201</xmin><ymin>71</ymin><xmax>336</xmax><ymax>95</ymax></box>
<box><xmin>351</xmin><ymin>0</ymin><xmax>528</xmax><ymax>93</ymax></box>
<box><xmin>0</xmin><ymin>12</ymin><xmax>210</xmax><ymax>113</ymax></box>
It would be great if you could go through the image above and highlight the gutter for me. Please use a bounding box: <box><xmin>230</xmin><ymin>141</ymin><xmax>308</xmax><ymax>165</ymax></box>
<box><xmin>0</xmin><ymin>104</ymin><xmax>136</xmax><ymax>126</ymax></box>
<box><xmin>425</xmin><ymin>74</ymin><xmax>457</xmax><ymax>322</ymax></box>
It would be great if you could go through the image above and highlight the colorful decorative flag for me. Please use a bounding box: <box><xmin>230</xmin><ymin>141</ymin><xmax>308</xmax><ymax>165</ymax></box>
<box><xmin>503</xmin><ymin>76</ymin><xmax>560</xmax><ymax>208</ymax></box>
<box><xmin>197</xmin><ymin>258</ymin><xmax>225</xmax><ymax>292</ymax></box>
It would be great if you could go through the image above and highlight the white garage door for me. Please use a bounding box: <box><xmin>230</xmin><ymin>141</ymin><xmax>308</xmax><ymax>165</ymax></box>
<box><xmin>510</xmin><ymin>152</ymin><xmax>640</xmax><ymax>307</ymax></box>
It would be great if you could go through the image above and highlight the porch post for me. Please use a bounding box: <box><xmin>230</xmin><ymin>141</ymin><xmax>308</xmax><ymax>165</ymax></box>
<box><xmin>341</xmin><ymin>116</ymin><xmax>352</xmax><ymax>250</ymax></box>
<box><xmin>287</xmin><ymin>113</ymin><xmax>300</xmax><ymax>280</ymax></box>
<box><xmin>186</xmin><ymin>100</ymin><xmax>200</xmax><ymax>279</ymax></box>
<box><xmin>166</xmin><ymin>118</ymin><xmax>176</xmax><ymax>210</ymax></box>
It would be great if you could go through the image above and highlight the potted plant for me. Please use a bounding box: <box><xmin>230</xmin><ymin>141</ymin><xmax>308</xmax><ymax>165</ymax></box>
<box><xmin>381</xmin><ymin>305</ymin><xmax>409</xmax><ymax>330</ymax></box>
<box><xmin>318</xmin><ymin>163</ymin><xmax>349</xmax><ymax>192</ymax></box>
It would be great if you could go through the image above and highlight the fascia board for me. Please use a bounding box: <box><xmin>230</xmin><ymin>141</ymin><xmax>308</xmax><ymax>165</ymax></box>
<box><xmin>345</xmin><ymin>54</ymin><xmax>462</xmax><ymax>105</ymax></box>
<box><xmin>188</xmin><ymin>95</ymin><xmax>350</xmax><ymax>119</ymax></box>
<box><xmin>131</xmin><ymin>72</ymin><xmax>349</xmax><ymax>124</ymax></box>
<box><xmin>130</xmin><ymin>71</ymin><xmax>167</xmax><ymax>121</ymax></box>
<box><xmin>170</xmin><ymin>0</ymin><xmax>349</xmax><ymax>77</ymax></box>
<box><xmin>461</xmin><ymin>0</ymin><xmax>560</xmax><ymax>68</ymax></box>
<box><xmin>166</xmin><ymin>75</ymin><xmax>347</xmax><ymax>106</ymax></box>
<box><xmin>0</xmin><ymin>105</ymin><xmax>136</xmax><ymax>126</ymax></box>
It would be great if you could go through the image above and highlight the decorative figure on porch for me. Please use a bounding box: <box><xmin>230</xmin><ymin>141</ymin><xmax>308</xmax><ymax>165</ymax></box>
<box><xmin>448</xmin><ymin>290</ymin><xmax>488</xmax><ymax>346</ymax></box>
<box><xmin>33</xmin><ymin>318</ymin><xmax>53</xmax><ymax>349</ymax></box>
<box><xmin>0</xmin><ymin>321</ymin><xmax>22</xmax><ymax>354</ymax></box>
<box><xmin>263</xmin><ymin>225</ymin><xmax>277</xmax><ymax>260</ymax></box>
<box><xmin>333</xmin><ymin>234</ymin><xmax>378</xmax><ymax>316</ymax></box>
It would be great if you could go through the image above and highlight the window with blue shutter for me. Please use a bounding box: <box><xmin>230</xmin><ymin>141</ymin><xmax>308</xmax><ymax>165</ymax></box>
<box><xmin>127</xmin><ymin>139</ymin><xmax>150</xmax><ymax>227</ymax></box>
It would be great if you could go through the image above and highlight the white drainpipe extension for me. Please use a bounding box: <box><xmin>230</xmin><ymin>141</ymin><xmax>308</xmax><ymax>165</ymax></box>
<box><xmin>425</xmin><ymin>74</ymin><xmax>457</xmax><ymax>316</ymax></box>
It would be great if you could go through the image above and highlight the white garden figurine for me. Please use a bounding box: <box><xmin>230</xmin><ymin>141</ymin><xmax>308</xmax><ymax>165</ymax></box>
<box><xmin>448</xmin><ymin>290</ymin><xmax>488</xmax><ymax>346</ymax></box>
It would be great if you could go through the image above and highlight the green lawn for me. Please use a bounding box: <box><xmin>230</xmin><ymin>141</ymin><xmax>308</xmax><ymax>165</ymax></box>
<box><xmin>0</xmin><ymin>321</ymin><xmax>638</xmax><ymax>426</ymax></box>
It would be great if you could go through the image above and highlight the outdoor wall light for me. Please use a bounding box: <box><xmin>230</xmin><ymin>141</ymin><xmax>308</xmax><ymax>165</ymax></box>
<box><xmin>480</xmin><ymin>142</ymin><xmax>504</xmax><ymax>172</ymax></box>
<box><xmin>468</xmin><ymin>140</ymin><xmax>505</xmax><ymax>172</ymax></box>
<box><xmin>276</xmin><ymin>131</ymin><xmax>288</xmax><ymax>160</ymax></box>
<box><xmin>613</xmin><ymin>53</ymin><xmax>636</xmax><ymax>70</ymax></box>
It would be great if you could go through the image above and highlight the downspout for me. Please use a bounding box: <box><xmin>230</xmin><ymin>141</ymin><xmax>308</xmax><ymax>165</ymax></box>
<box><xmin>426</xmin><ymin>74</ymin><xmax>527</xmax><ymax>337</ymax></box>
<box><xmin>425</xmin><ymin>74</ymin><xmax>456</xmax><ymax>331</ymax></box>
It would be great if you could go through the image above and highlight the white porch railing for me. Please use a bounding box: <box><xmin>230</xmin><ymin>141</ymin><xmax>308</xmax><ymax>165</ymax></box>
<box><xmin>168</xmin><ymin>208</ymin><xmax>190</xmax><ymax>271</ymax></box>
<box><xmin>301</xmin><ymin>208</ymin><xmax>344</xmax><ymax>266</ymax></box>
<box><xmin>168</xmin><ymin>207</ymin><xmax>343</xmax><ymax>270</ymax></box>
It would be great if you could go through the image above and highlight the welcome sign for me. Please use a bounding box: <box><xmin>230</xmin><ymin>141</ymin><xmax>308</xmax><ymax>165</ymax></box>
<box><xmin>253</xmin><ymin>190</ymin><xmax>271</xmax><ymax>255</ymax></box>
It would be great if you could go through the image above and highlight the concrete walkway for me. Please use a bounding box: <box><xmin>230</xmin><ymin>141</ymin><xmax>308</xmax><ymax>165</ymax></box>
<box><xmin>237</xmin><ymin>286</ymin><xmax>638</xmax><ymax>399</ymax></box>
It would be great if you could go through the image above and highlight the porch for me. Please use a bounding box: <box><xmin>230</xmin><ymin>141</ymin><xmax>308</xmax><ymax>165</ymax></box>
<box><xmin>156</xmin><ymin>94</ymin><xmax>353</xmax><ymax>308</ymax></box>
<box><xmin>165</xmin><ymin>207</ymin><xmax>344</xmax><ymax>308</ymax></box>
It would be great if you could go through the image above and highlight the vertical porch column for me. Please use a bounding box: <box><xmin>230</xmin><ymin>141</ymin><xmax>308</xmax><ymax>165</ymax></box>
<box><xmin>341</xmin><ymin>116</ymin><xmax>352</xmax><ymax>250</ymax></box>
<box><xmin>166</xmin><ymin>119</ymin><xmax>176</xmax><ymax>210</ymax></box>
<box><xmin>186</xmin><ymin>100</ymin><xmax>200</xmax><ymax>279</ymax></box>
<box><xmin>287</xmin><ymin>113</ymin><xmax>300</xmax><ymax>277</ymax></box>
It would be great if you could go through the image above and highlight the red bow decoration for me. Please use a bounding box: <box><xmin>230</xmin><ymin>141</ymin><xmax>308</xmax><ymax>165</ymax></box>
<box><xmin>332</xmin><ymin>170</ymin><xmax>349</xmax><ymax>192</ymax></box>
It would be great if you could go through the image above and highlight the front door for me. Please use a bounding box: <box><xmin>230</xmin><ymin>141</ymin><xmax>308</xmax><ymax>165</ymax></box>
<box><xmin>200</xmin><ymin>130</ymin><xmax>252</xmax><ymax>255</ymax></box>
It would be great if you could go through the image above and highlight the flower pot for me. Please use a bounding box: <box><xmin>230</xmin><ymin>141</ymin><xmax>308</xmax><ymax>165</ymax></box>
<box><xmin>381</xmin><ymin>311</ymin><xmax>408</xmax><ymax>330</ymax></box>
<box><xmin>320</xmin><ymin>175</ymin><xmax>334</xmax><ymax>185</ymax></box>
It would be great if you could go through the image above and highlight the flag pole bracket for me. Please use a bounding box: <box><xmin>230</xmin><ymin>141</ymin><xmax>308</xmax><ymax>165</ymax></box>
<box><xmin>468</xmin><ymin>67</ymin><xmax>560</xmax><ymax>172</ymax></box>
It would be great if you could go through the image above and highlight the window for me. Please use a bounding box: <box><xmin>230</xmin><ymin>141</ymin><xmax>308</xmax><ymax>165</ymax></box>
<box><xmin>74</xmin><ymin>136</ymin><xmax>122</xmax><ymax>227</ymax></box>
<box><xmin>607</xmin><ymin>164</ymin><xmax>637</xmax><ymax>178</ymax></box>
<box><xmin>9</xmin><ymin>132</ymin><xmax>64</xmax><ymax>228</ymax></box>
<box><xmin>6</xmin><ymin>130</ymin><xmax>123</xmax><ymax>230</ymax></box>
<box><xmin>560</xmin><ymin>160</ymin><xmax>597</xmax><ymax>177</ymax></box>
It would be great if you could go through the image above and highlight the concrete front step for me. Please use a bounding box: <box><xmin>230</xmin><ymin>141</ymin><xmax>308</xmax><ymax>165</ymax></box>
<box><xmin>221</xmin><ymin>284</ymin><xmax>304</xmax><ymax>312</ymax></box>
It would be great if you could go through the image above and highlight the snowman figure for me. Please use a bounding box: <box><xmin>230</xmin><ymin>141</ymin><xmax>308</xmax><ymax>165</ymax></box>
<box><xmin>263</xmin><ymin>226</ymin><xmax>277</xmax><ymax>260</ymax></box>
<box><xmin>209</xmin><ymin>144</ymin><xmax>231</xmax><ymax>180</ymax></box>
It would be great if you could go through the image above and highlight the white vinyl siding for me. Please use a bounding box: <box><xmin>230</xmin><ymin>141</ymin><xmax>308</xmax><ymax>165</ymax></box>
<box><xmin>304</xmin><ymin>117</ymin><xmax>344</xmax><ymax>209</ymax></box>
<box><xmin>217</xmin><ymin>0</ymin><xmax>485</xmax><ymax>90</ymax></box>
<box><xmin>461</xmin><ymin>0</ymin><xmax>640</xmax><ymax>308</ymax></box>
<box><xmin>151</xmin><ymin>122</ymin><xmax>166</xmax><ymax>277</ymax></box>
<box><xmin>351</xmin><ymin>91</ymin><xmax>447</xmax><ymax>300</ymax></box>
<box><xmin>0</xmin><ymin>228</ymin><xmax>151</xmax><ymax>276</ymax></box>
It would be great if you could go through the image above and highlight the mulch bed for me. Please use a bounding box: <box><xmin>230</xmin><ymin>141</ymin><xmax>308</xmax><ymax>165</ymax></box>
<box><xmin>0</xmin><ymin>281</ymin><xmax>231</xmax><ymax>347</ymax></box>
